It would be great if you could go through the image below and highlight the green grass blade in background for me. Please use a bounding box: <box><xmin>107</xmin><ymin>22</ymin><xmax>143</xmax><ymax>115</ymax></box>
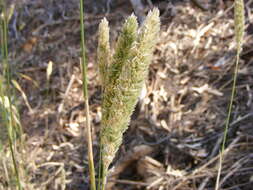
<box><xmin>0</xmin><ymin>1</ymin><xmax>22</xmax><ymax>189</ymax></box>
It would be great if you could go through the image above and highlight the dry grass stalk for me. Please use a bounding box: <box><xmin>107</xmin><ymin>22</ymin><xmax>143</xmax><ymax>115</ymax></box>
<box><xmin>98</xmin><ymin>8</ymin><xmax>160</xmax><ymax>189</ymax></box>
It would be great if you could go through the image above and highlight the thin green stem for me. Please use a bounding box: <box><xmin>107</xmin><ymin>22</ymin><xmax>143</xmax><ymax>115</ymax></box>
<box><xmin>215</xmin><ymin>52</ymin><xmax>240</xmax><ymax>190</ymax></box>
<box><xmin>98</xmin><ymin>140</ymin><xmax>103</xmax><ymax>190</ymax></box>
<box><xmin>215</xmin><ymin>1</ymin><xmax>244</xmax><ymax>189</ymax></box>
<box><xmin>99</xmin><ymin>151</ymin><xmax>106</xmax><ymax>190</ymax></box>
<box><xmin>0</xmin><ymin>1</ymin><xmax>22</xmax><ymax>189</ymax></box>
<box><xmin>79</xmin><ymin>0</ymin><xmax>96</xmax><ymax>190</ymax></box>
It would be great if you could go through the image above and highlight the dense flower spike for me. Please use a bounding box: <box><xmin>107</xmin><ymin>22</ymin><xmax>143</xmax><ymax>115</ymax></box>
<box><xmin>108</xmin><ymin>14</ymin><xmax>138</xmax><ymax>84</ymax></box>
<box><xmin>234</xmin><ymin>0</ymin><xmax>244</xmax><ymax>53</ymax></box>
<box><xmin>98</xmin><ymin>8</ymin><xmax>160</xmax><ymax>188</ymax></box>
<box><xmin>99</xmin><ymin>14</ymin><xmax>138</xmax><ymax>178</ymax></box>
<box><xmin>97</xmin><ymin>18</ymin><xmax>110</xmax><ymax>90</ymax></box>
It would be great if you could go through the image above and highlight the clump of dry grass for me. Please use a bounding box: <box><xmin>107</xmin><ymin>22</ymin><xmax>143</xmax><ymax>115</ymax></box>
<box><xmin>98</xmin><ymin>8</ymin><xmax>160</xmax><ymax>189</ymax></box>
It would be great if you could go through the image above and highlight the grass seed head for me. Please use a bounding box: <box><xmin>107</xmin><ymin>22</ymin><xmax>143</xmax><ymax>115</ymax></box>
<box><xmin>98</xmin><ymin>18</ymin><xmax>110</xmax><ymax>89</ymax></box>
<box><xmin>99</xmin><ymin>8</ymin><xmax>160</xmax><ymax>186</ymax></box>
<box><xmin>234</xmin><ymin>0</ymin><xmax>245</xmax><ymax>53</ymax></box>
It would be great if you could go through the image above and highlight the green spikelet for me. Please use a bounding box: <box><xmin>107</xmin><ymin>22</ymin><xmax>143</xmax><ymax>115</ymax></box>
<box><xmin>108</xmin><ymin>14</ymin><xmax>138</xmax><ymax>84</ymax></box>
<box><xmin>98</xmin><ymin>8</ymin><xmax>160</xmax><ymax>188</ymax></box>
<box><xmin>98</xmin><ymin>18</ymin><xmax>110</xmax><ymax>89</ymax></box>
<box><xmin>131</xmin><ymin>8</ymin><xmax>160</xmax><ymax>84</ymax></box>
<box><xmin>99</xmin><ymin>14</ymin><xmax>138</xmax><ymax>177</ymax></box>
<box><xmin>234</xmin><ymin>0</ymin><xmax>245</xmax><ymax>53</ymax></box>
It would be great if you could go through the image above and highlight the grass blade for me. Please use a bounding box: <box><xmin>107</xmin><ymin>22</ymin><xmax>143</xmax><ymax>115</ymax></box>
<box><xmin>0</xmin><ymin>1</ymin><xmax>22</xmax><ymax>189</ymax></box>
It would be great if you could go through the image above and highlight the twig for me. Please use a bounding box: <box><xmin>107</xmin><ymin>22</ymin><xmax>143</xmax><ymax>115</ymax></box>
<box><xmin>57</xmin><ymin>74</ymin><xmax>75</xmax><ymax>113</ymax></box>
<box><xmin>108</xmin><ymin>179</ymin><xmax>148</xmax><ymax>186</ymax></box>
<box><xmin>197</xmin><ymin>112</ymin><xmax>252</xmax><ymax>190</ymax></box>
<box><xmin>190</xmin><ymin>0</ymin><xmax>208</xmax><ymax>11</ymax></box>
<box><xmin>172</xmin><ymin>136</ymin><xmax>240</xmax><ymax>190</ymax></box>
<box><xmin>219</xmin><ymin>156</ymin><xmax>249</xmax><ymax>187</ymax></box>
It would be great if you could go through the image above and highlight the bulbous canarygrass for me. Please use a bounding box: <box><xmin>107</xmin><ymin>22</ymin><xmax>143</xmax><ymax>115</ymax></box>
<box><xmin>98</xmin><ymin>8</ymin><xmax>160</xmax><ymax>187</ymax></box>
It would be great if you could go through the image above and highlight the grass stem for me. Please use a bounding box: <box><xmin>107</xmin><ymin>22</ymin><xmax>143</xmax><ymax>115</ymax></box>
<box><xmin>215</xmin><ymin>0</ymin><xmax>244</xmax><ymax>189</ymax></box>
<box><xmin>79</xmin><ymin>0</ymin><xmax>96</xmax><ymax>189</ymax></box>
<box><xmin>0</xmin><ymin>1</ymin><xmax>22</xmax><ymax>189</ymax></box>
